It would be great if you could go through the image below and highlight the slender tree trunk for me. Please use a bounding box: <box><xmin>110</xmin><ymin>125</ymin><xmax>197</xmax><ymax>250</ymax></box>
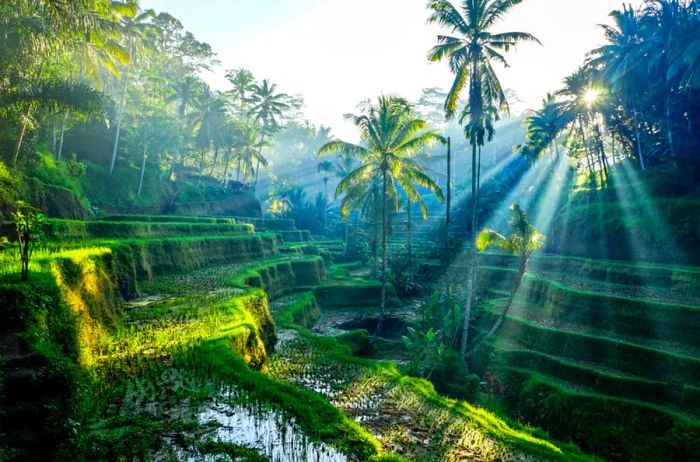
<box><xmin>110</xmin><ymin>39</ymin><xmax>133</xmax><ymax>174</ymax></box>
<box><xmin>198</xmin><ymin>147</ymin><xmax>206</xmax><ymax>184</ymax></box>
<box><xmin>253</xmin><ymin>123</ymin><xmax>267</xmax><ymax>191</ymax></box>
<box><xmin>468</xmin><ymin>258</ymin><xmax>527</xmax><ymax>357</ymax></box>
<box><xmin>445</xmin><ymin>137</ymin><xmax>451</xmax><ymax>258</ymax></box>
<box><xmin>666</xmin><ymin>93</ymin><xmax>676</xmax><ymax>158</ymax></box>
<box><xmin>407</xmin><ymin>199</ymin><xmax>412</xmax><ymax>265</ymax></box>
<box><xmin>52</xmin><ymin>123</ymin><xmax>57</xmax><ymax>154</ymax></box>
<box><xmin>578</xmin><ymin>118</ymin><xmax>595</xmax><ymax>185</ymax></box>
<box><xmin>12</xmin><ymin>105</ymin><xmax>34</xmax><ymax>165</ymax></box>
<box><xmin>20</xmin><ymin>216</ymin><xmax>30</xmax><ymax>282</ymax></box>
<box><xmin>221</xmin><ymin>149</ymin><xmax>232</xmax><ymax>185</ymax></box>
<box><xmin>236</xmin><ymin>158</ymin><xmax>241</xmax><ymax>181</ymax></box>
<box><xmin>323</xmin><ymin>178</ymin><xmax>328</xmax><ymax>232</ymax></box>
<box><xmin>209</xmin><ymin>146</ymin><xmax>220</xmax><ymax>176</ymax></box>
<box><xmin>57</xmin><ymin>111</ymin><xmax>68</xmax><ymax>161</ymax></box>
<box><xmin>460</xmin><ymin>133</ymin><xmax>479</xmax><ymax>360</ymax></box>
<box><xmin>344</xmin><ymin>217</ymin><xmax>350</xmax><ymax>257</ymax></box>
<box><xmin>374</xmin><ymin>168</ymin><xmax>388</xmax><ymax>342</ymax></box>
<box><xmin>634</xmin><ymin>109</ymin><xmax>646</xmax><ymax>170</ymax></box>
<box><xmin>137</xmin><ymin>142</ymin><xmax>148</xmax><ymax>197</ymax></box>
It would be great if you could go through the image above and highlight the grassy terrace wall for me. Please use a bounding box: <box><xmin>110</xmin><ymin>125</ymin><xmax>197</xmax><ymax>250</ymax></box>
<box><xmin>43</xmin><ymin>219</ymin><xmax>253</xmax><ymax>240</ymax></box>
<box><xmin>476</xmin><ymin>267</ymin><xmax>700</xmax><ymax>347</ymax></box>
<box><xmin>471</xmin><ymin>251</ymin><xmax>700</xmax><ymax>461</ymax></box>
<box><xmin>100</xmin><ymin>214</ymin><xmax>238</xmax><ymax>224</ymax></box>
<box><xmin>500</xmin><ymin>369</ymin><xmax>700</xmax><ymax>462</ymax></box>
<box><xmin>230</xmin><ymin>257</ymin><xmax>326</xmax><ymax>300</ymax></box>
<box><xmin>480</xmin><ymin>252</ymin><xmax>700</xmax><ymax>295</ymax></box>
<box><xmin>0</xmin><ymin>219</ymin><xmax>386</xmax><ymax>460</ymax></box>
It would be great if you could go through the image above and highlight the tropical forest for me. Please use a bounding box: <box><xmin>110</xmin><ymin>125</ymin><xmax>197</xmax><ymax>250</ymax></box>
<box><xmin>1</xmin><ymin>0</ymin><xmax>700</xmax><ymax>461</ymax></box>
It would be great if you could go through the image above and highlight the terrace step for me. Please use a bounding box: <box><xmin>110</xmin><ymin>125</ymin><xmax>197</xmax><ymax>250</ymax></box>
<box><xmin>45</xmin><ymin>219</ymin><xmax>254</xmax><ymax>240</ymax></box>
<box><xmin>489</xmin><ymin>311</ymin><xmax>700</xmax><ymax>384</ymax></box>
<box><xmin>480</xmin><ymin>251</ymin><xmax>700</xmax><ymax>297</ymax></box>
<box><xmin>495</xmin><ymin>347</ymin><xmax>700</xmax><ymax>415</ymax></box>
<box><xmin>477</xmin><ymin>269</ymin><xmax>700</xmax><ymax>350</ymax></box>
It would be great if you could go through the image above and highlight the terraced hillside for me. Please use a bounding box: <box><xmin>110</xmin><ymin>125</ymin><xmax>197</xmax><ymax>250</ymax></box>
<box><xmin>0</xmin><ymin>215</ymin><xmax>598</xmax><ymax>461</ymax></box>
<box><xmin>470</xmin><ymin>252</ymin><xmax>700</xmax><ymax>461</ymax></box>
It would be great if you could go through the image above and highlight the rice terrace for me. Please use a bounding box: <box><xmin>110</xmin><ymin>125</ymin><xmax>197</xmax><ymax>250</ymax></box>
<box><xmin>0</xmin><ymin>1</ymin><xmax>699</xmax><ymax>461</ymax></box>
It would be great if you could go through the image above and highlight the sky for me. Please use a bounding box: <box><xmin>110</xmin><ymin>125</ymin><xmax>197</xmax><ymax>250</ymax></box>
<box><xmin>142</xmin><ymin>0</ymin><xmax>643</xmax><ymax>141</ymax></box>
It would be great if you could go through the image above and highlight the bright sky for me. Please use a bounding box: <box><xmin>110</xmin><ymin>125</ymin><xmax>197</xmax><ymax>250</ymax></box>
<box><xmin>142</xmin><ymin>0</ymin><xmax>642</xmax><ymax>141</ymax></box>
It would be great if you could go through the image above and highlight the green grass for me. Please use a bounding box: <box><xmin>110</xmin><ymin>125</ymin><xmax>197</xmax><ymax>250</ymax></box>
<box><xmin>494</xmin><ymin>347</ymin><xmax>700</xmax><ymax>414</ymax></box>
<box><xmin>486</xmin><ymin>306</ymin><xmax>700</xmax><ymax>383</ymax></box>
<box><xmin>45</xmin><ymin>219</ymin><xmax>254</xmax><ymax>240</ymax></box>
<box><xmin>498</xmin><ymin>368</ymin><xmax>700</xmax><ymax>462</ymax></box>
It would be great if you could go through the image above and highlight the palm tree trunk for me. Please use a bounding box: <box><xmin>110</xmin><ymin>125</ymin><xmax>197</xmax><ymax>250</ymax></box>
<box><xmin>52</xmin><ymin>123</ymin><xmax>57</xmax><ymax>154</ymax></box>
<box><xmin>445</xmin><ymin>137</ymin><xmax>451</xmax><ymax>248</ymax></box>
<box><xmin>110</xmin><ymin>39</ymin><xmax>133</xmax><ymax>174</ymax></box>
<box><xmin>137</xmin><ymin>142</ymin><xmax>148</xmax><ymax>197</ymax></box>
<box><xmin>221</xmin><ymin>149</ymin><xmax>232</xmax><ymax>185</ymax></box>
<box><xmin>253</xmin><ymin>123</ymin><xmax>267</xmax><ymax>191</ymax></box>
<box><xmin>634</xmin><ymin>109</ymin><xmax>645</xmax><ymax>170</ymax></box>
<box><xmin>57</xmin><ymin>111</ymin><xmax>68</xmax><ymax>162</ymax></box>
<box><xmin>374</xmin><ymin>168</ymin><xmax>388</xmax><ymax>342</ymax></box>
<box><xmin>665</xmin><ymin>93</ymin><xmax>676</xmax><ymax>158</ymax></box>
<box><xmin>460</xmin><ymin>134</ymin><xmax>479</xmax><ymax>360</ymax></box>
<box><xmin>323</xmin><ymin>178</ymin><xmax>328</xmax><ymax>232</ymax></box>
<box><xmin>579</xmin><ymin>119</ymin><xmax>595</xmax><ymax>184</ymax></box>
<box><xmin>209</xmin><ymin>146</ymin><xmax>220</xmax><ymax>176</ymax></box>
<box><xmin>468</xmin><ymin>258</ymin><xmax>527</xmax><ymax>358</ymax></box>
<box><xmin>12</xmin><ymin>105</ymin><xmax>34</xmax><ymax>165</ymax></box>
<box><xmin>407</xmin><ymin>199</ymin><xmax>412</xmax><ymax>264</ymax></box>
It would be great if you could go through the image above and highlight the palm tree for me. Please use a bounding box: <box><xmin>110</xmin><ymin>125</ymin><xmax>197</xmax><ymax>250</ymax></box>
<box><xmin>558</xmin><ymin>66</ymin><xmax>610</xmax><ymax>184</ymax></box>
<box><xmin>191</xmin><ymin>89</ymin><xmax>227</xmax><ymax>180</ymax></box>
<box><xmin>56</xmin><ymin>8</ymin><xmax>130</xmax><ymax>161</ymax></box>
<box><xmin>249</xmin><ymin>79</ymin><xmax>290</xmax><ymax>191</ymax></box>
<box><xmin>427</xmin><ymin>0</ymin><xmax>539</xmax><ymax>359</ymax></box>
<box><xmin>317</xmin><ymin>160</ymin><xmax>333</xmax><ymax>200</ymax></box>
<box><xmin>226</xmin><ymin>68</ymin><xmax>256</xmax><ymax>117</ymax></box>
<box><xmin>519</xmin><ymin>93</ymin><xmax>571</xmax><ymax>160</ymax></box>
<box><xmin>467</xmin><ymin>203</ymin><xmax>545</xmax><ymax>356</ymax></box>
<box><xmin>109</xmin><ymin>3</ymin><xmax>155</xmax><ymax>174</ymax></box>
<box><xmin>588</xmin><ymin>4</ymin><xmax>648</xmax><ymax>169</ymax></box>
<box><xmin>167</xmin><ymin>76</ymin><xmax>204</xmax><ymax>173</ymax></box>
<box><xmin>7</xmin><ymin>81</ymin><xmax>104</xmax><ymax>165</ymax></box>
<box><xmin>319</xmin><ymin>96</ymin><xmax>444</xmax><ymax>340</ymax></box>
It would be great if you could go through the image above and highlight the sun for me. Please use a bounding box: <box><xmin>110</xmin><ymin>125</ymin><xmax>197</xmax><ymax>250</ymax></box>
<box><xmin>583</xmin><ymin>88</ymin><xmax>599</xmax><ymax>105</ymax></box>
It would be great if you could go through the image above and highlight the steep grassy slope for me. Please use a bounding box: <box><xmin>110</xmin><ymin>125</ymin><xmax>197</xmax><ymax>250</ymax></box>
<box><xmin>471</xmin><ymin>252</ymin><xmax>700</xmax><ymax>462</ymax></box>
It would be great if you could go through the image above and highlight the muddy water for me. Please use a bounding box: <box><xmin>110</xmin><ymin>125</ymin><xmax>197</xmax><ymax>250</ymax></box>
<box><xmin>193</xmin><ymin>399</ymin><xmax>346</xmax><ymax>462</ymax></box>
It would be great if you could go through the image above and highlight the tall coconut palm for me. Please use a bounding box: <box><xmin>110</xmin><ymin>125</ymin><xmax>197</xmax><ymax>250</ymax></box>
<box><xmin>468</xmin><ymin>203</ymin><xmax>544</xmax><ymax>356</ymax></box>
<box><xmin>56</xmin><ymin>8</ymin><xmax>130</xmax><ymax>161</ymax></box>
<box><xmin>109</xmin><ymin>3</ymin><xmax>155</xmax><ymax>174</ymax></box>
<box><xmin>7</xmin><ymin>81</ymin><xmax>104</xmax><ymax>165</ymax></box>
<box><xmin>249</xmin><ymin>79</ymin><xmax>290</xmax><ymax>191</ymax></box>
<box><xmin>191</xmin><ymin>89</ymin><xmax>227</xmax><ymax>179</ymax></box>
<box><xmin>319</xmin><ymin>96</ymin><xmax>444</xmax><ymax>340</ymax></box>
<box><xmin>519</xmin><ymin>93</ymin><xmax>571</xmax><ymax>160</ymax></box>
<box><xmin>427</xmin><ymin>0</ymin><xmax>539</xmax><ymax>359</ymax></box>
<box><xmin>588</xmin><ymin>4</ymin><xmax>648</xmax><ymax>169</ymax></box>
<box><xmin>167</xmin><ymin>76</ymin><xmax>204</xmax><ymax>172</ymax></box>
<box><xmin>226</xmin><ymin>68</ymin><xmax>256</xmax><ymax>117</ymax></box>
